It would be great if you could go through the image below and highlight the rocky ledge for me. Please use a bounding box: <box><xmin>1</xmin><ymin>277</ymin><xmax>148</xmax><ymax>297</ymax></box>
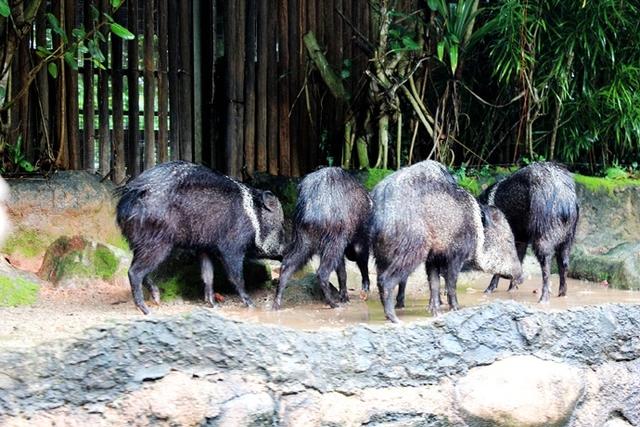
<box><xmin>0</xmin><ymin>301</ymin><xmax>638</xmax><ymax>426</ymax></box>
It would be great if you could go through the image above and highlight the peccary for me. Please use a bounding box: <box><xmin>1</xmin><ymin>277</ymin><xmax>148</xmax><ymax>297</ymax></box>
<box><xmin>116</xmin><ymin>161</ymin><xmax>285</xmax><ymax>314</ymax></box>
<box><xmin>272</xmin><ymin>167</ymin><xmax>371</xmax><ymax>309</ymax></box>
<box><xmin>371</xmin><ymin>160</ymin><xmax>523</xmax><ymax>322</ymax></box>
<box><xmin>478</xmin><ymin>162</ymin><xmax>579</xmax><ymax>302</ymax></box>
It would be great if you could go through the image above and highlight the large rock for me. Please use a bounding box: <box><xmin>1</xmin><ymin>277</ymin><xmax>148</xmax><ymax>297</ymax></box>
<box><xmin>571</xmin><ymin>181</ymin><xmax>640</xmax><ymax>289</ymax></box>
<box><xmin>0</xmin><ymin>258</ymin><xmax>41</xmax><ymax>307</ymax></box>
<box><xmin>1</xmin><ymin>301</ymin><xmax>640</xmax><ymax>426</ymax></box>
<box><xmin>455</xmin><ymin>355</ymin><xmax>583</xmax><ymax>426</ymax></box>
<box><xmin>3</xmin><ymin>171</ymin><xmax>124</xmax><ymax>269</ymax></box>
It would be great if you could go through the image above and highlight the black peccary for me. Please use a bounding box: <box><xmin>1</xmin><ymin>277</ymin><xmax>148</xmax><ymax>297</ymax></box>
<box><xmin>478</xmin><ymin>162</ymin><xmax>579</xmax><ymax>302</ymax></box>
<box><xmin>116</xmin><ymin>161</ymin><xmax>285</xmax><ymax>314</ymax></box>
<box><xmin>371</xmin><ymin>160</ymin><xmax>523</xmax><ymax>323</ymax></box>
<box><xmin>272</xmin><ymin>167</ymin><xmax>371</xmax><ymax>309</ymax></box>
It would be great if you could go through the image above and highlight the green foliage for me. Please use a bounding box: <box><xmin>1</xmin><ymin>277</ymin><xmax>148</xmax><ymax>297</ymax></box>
<box><xmin>2</xmin><ymin>136</ymin><xmax>37</xmax><ymax>173</ymax></box>
<box><xmin>0</xmin><ymin>276</ymin><xmax>40</xmax><ymax>307</ymax></box>
<box><xmin>0</xmin><ymin>0</ymin><xmax>10</xmax><ymax>17</ymax></box>
<box><xmin>93</xmin><ymin>245</ymin><xmax>118</xmax><ymax>280</ymax></box>
<box><xmin>573</xmin><ymin>173</ymin><xmax>640</xmax><ymax>194</ymax></box>
<box><xmin>2</xmin><ymin>228</ymin><xmax>49</xmax><ymax>259</ymax></box>
<box><xmin>361</xmin><ymin>168</ymin><xmax>394</xmax><ymax>191</ymax></box>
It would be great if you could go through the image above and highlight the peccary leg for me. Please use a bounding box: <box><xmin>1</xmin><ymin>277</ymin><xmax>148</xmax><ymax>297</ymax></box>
<box><xmin>395</xmin><ymin>278</ymin><xmax>407</xmax><ymax>309</ymax></box>
<box><xmin>142</xmin><ymin>276</ymin><xmax>161</xmax><ymax>305</ymax></box>
<box><xmin>556</xmin><ymin>243</ymin><xmax>571</xmax><ymax>297</ymax></box>
<box><xmin>317</xmin><ymin>257</ymin><xmax>341</xmax><ymax>308</ymax></box>
<box><xmin>426</xmin><ymin>264</ymin><xmax>441</xmax><ymax>315</ymax></box>
<box><xmin>200</xmin><ymin>253</ymin><xmax>215</xmax><ymax>307</ymax></box>
<box><xmin>272</xmin><ymin>242</ymin><xmax>312</xmax><ymax>310</ymax></box>
<box><xmin>536</xmin><ymin>252</ymin><xmax>552</xmax><ymax>303</ymax></box>
<box><xmin>128</xmin><ymin>243</ymin><xmax>172</xmax><ymax>315</ymax></box>
<box><xmin>355</xmin><ymin>247</ymin><xmax>370</xmax><ymax>293</ymax></box>
<box><xmin>507</xmin><ymin>241</ymin><xmax>528</xmax><ymax>291</ymax></box>
<box><xmin>220</xmin><ymin>251</ymin><xmax>254</xmax><ymax>307</ymax></box>
<box><xmin>484</xmin><ymin>275</ymin><xmax>500</xmax><ymax>294</ymax></box>
<box><xmin>444</xmin><ymin>258</ymin><xmax>463</xmax><ymax>311</ymax></box>
<box><xmin>379</xmin><ymin>272</ymin><xmax>400</xmax><ymax>323</ymax></box>
<box><xmin>336</xmin><ymin>258</ymin><xmax>349</xmax><ymax>303</ymax></box>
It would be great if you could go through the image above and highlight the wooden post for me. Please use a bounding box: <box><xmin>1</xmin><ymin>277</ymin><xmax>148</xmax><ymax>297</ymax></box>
<box><xmin>192</xmin><ymin>0</ymin><xmax>202</xmax><ymax>163</ymax></box>
<box><xmin>266</xmin><ymin>0</ymin><xmax>278</xmax><ymax>175</ymax></box>
<box><xmin>127</xmin><ymin>0</ymin><xmax>140</xmax><ymax>175</ymax></box>
<box><xmin>143</xmin><ymin>0</ymin><xmax>156</xmax><ymax>169</ymax></box>
<box><xmin>255</xmin><ymin>0</ymin><xmax>268</xmax><ymax>172</ymax></box>
<box><xmin>54</xmin><ymin>0</ymin><xmax>69</xmax><ymax>169</ymax></box>
<box><xmin>65</xmin><ymin>0</ymin><xmax>80</xmax><ymax>170</ymax></box>
<box><xmin>289</xmin><ymin>0</ymin><xmax>301</xmax><ymax>176</ymax></box>
<box><xmin>243</xmin><ymin>0</ymin><xmax>257</xmax><ymax>176</ymax></box>
<box><xmin>157</xmin><ymin>0</ymin><xmax>169</xmax><ymax>163</ymax></box>
<box><xmin>167</xmin><ymin>0</ymin><xmax>180</xmax><ymax>160</ymax></box>
<box><xmin>82</xmin><ymin>0</ymin><xmax>94</xmax><ymax>171</ymax></box>
<box><xmin>178</xmin><ymin>0</ymin><xmax>193</xmax><ymax>161</ymax></box>
<box><xmin>277</xmin><ymin>0</ymin><xmax>291</xmax><ymax>176</ymax></box>
<box><xmin>224</xmin><ymin>0</ymin><xmax>245</xmax><ymax>177</ymax></box>
<box><xmin>206</xmin><ymin>0</ymin><xmax>217</xmax><ymax>168</ymax></box>
<box><xmin>98</xmin><ymin>0</ymin><xmax>111</xmax><ymax>175</ymax></box>
<box><xmin>112</xmin><ymin>7</ymin><xmax>125</xmax><ymax>183</ymax></box>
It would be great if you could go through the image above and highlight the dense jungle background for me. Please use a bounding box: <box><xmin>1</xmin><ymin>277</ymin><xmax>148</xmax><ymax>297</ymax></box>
<box><xmin>0</xmin><ymin>0</ymin><xmax>639</xmax><ymax>183</ymax></box>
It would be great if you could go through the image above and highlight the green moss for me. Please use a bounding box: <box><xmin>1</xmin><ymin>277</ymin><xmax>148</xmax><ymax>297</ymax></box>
<box><xmin>0</xmin><ymin>276</ymin><xmax>40</xmax><ymax>307</ymax></box>
<box><xmin>93</xmin><ymin>245</ymin><xmax>118</xmax><ymax>280</ymax></box>
<box><xmin>2</xmin><ymin>228</ymin><xmax>49</xmax><ymax>259</ymax></box>
<box><xmin>106</xmin><ymin>234</ymin><xmax>130</xmax><ymax>251</ymax></box>
<box><xmin>574</xmin><ymin>173</ymin><xmax>640</xmax><ymax>194</ymax></box>
<box><xmin>361</xmin><ymin>168</ymin><xmax>394</xmax><ymax>191</ymax></box>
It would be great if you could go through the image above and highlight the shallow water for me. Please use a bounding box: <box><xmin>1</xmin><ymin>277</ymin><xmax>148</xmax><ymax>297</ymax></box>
<box><xmin>220</xmin><ymin>273</ymin><xmax>640</xmax><ymax>330</ymax></box>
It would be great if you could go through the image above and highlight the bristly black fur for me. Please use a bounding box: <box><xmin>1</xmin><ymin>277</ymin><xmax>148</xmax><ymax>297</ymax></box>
<box><xmin>273</xmin><ymin>167</ymin><xmax>372</xmax><ymax>309</ymax></box>
<box><xmin>479</xmin><ymin>161</ymin><xmax>580</xmax><ymax>301</ymax></box>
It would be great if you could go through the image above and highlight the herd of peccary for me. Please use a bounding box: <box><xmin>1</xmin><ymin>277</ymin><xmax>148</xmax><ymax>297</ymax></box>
<box><xmin>116</xmin><ymin>160</ymin><xmax>579</xmax><ymax>322</ymax></box>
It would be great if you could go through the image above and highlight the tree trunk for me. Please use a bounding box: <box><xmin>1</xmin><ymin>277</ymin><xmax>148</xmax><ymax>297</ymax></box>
<box><xmin>143</xmin><ymin>0</ymin><xmax>156</xmax><ymax>169</ymax></box>
<box><xmin>178</xmin><ymin>0</ymin><xmax>193</xmax><ymax>161</ymax></box>
<box><xmin>36</xmin><ymin>7</ymin><xmax>51</xmax><ymax>163</ymax></box>
<box><xmin>243</xmin><ymin>0</ymin><xmax>257</xmax><ymax>176</ymax></box>
<box><xmin>82</xmin><ymin>0</ymin><xmax>94</xmax><ymax>171</ymax></box>
<box><xmin>157</xmin><ymin>0</ymin><xmax>169</xmax><ymax>163</ymax></box>
<box><xmin>224</xmin><ymin>0</ymin><xmax>245</xmax><ymax>177</ymax></box>
<box><xmin>55</xmin><ymin>0</ymin><xmax>68</xmax><ymax>169</ymax></box>
<box><xmin>127</xmin><ymin>0</ymin><xmax>140</xmax><ymax>175</ymax></box>
<box><xmin>98</xmin><ymin>0</ymin><xmax>111</xmax><ymax>175</ymax></box>
<box><xmin>277</xmin><ymin>0</ymin><xmax>290</xmax><ymax>176</ymax></box>
<box><xmin>167</xmin><ymin>0</ymin><xmax>180</xmax><ymax>161</ymax></box>
<box><xmin>112</xmin><ymin>7</ymin><xmax>125</xmax><ymax>183</ymax></box>
<box><xmin>266</xmin><ymin>0</ymin><xmax>278</xmax><ymax>175</ymax></box>
<box><xmin>255</xmin><ymin>0</ymin><xmax>268</xmax><ymax>172</ymax></box>
<box><xmin>65</xmin><ymin>0</ymin><xmax>80</xmax><ymax>170</ymax></box>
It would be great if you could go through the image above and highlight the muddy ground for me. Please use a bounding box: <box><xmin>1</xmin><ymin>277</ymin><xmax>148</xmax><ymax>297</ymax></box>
<box><xmin>2</xmin><ymin>256</ymin><xmax>640</xmax><ymax>350</ymax></box>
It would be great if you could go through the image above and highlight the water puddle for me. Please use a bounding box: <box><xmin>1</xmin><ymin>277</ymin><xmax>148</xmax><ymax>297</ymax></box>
<box><xmin>220</xmin><ymin>273</ymin><xmax>640</xmax><ymax>330</ymax></box>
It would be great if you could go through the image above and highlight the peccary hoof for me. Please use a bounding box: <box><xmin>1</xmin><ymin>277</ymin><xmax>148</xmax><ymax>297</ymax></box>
<box><xmin>395</xmin><ymin>301</ymin><xmax>405</xmax><ymax>309</ymax></box>
<box><xmin>136</xmin><ymin>302</ymin><xmax>150</xmax><ymax>315</ymax></box>
<box><xmin>339</xmin><ymin>293</ymin><xmax>350</xmax><ymax>303</ymax></box>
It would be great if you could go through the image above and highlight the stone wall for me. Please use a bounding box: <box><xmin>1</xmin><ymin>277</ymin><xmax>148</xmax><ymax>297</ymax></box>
<box><xmin>0</xmin><ymin>301</ymin><xmax>638</xmax><ymax>426</ymax></box>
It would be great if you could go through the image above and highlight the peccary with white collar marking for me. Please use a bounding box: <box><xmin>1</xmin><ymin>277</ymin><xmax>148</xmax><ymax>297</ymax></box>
<box><xmin>272</xmin><ymin>167</ymin><xmax>371</xmax><ymax>309</ymax></box>
<box><xmin>478</xmin><ymin>162</ymin><xmax>579</xmax><ymax>302</ymax></box>
<box><xmin>371</xmin><ymin>160</ymin><xmax>523</xmax><ymax>322</ymax></box>
<box><xmin>116</xmin><ymin>161</ymin><xmax>285</xmax><ymax>314</ymax></box>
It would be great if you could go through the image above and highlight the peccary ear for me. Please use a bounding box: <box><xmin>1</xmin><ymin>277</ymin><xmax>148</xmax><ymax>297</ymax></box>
<box><xmin>261</xmin><ymin>191</ymin><xmax>280</xmax><ymax>212</ymax></box>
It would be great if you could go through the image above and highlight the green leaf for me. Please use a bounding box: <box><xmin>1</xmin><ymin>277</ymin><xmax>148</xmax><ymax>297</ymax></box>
<box><xmin>401</xmin><ymin>35</ymin><xmax>420</xmax><ymax>51</ymax></box>
<box><xmin>427</xmin><ymin>0</ymin><xmax>440</xmax><ymax>12</ymax></box>
<box><xmin>340</xmin><ymin>69</ymin><xmax>350</xmax><ymax>79</ymax></box>
<box><xmin>110</xmin><ymin>0</ymin><xmax>124</xmax><ymax>8</ymax></box>
<box><xmin>103</xmin><ymin>12</ymin><xmax>114</xmax><ymax>23</ymax></box>
<box><xmin>449</xmin><ymin>43</ymin><xmax>459</xmax><ymax>74</ymax></box>
<box><xmin>19</xmin><ymin>159</ymin><xmax>36</xmax><ymax>173</ymax></box>
<box><xmin>36</xmin><ymin>46</ymin><xmax>52</xmax><ymax>58</ymax></box>
<box><xmin>72</xmin><ymin>27</ymin><xmax>86</xmax><ymax>39</ymax></box>
<box><xmin>48</xmin><ymin>62</ymin><xmax>58</xmax><ymax>78</ymax></box>
<box><xmin>0</xmin><ymin>0</ymin><xmax>10</xmax><ymax>17</ymax></box>
<box><xmin>64</xmin><ymin>52</ymin><xmax>78</xmax><ymax>70</ymax></box>
<box><xmin>110</xmin><ymin>23</ymin><xmax>135</xmax><ymax>40</ymax></box>
<box><xmin>0</xmin><ymin>85</ymin><xmax>5</xmax><ymax>102</ymax></box>
<box><xmin>437</xmin><ymin>40</ymin><xmax>445</xmax><ymax>62</ymax></box>
<box><xmin>46</xmin><ymin>13</ymin><xmax>67</xmax><ymax>42</ymax></box>
<box><xmin>90</xmin><ymin>5</ymin><xmax>100</xmax><ymax>20</ymax></box>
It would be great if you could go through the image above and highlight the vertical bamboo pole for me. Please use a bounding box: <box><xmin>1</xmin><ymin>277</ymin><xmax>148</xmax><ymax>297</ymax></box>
<box><xmin>167</xmin><ymin>0</ymin><xmax>180</xmax><ymax>160</ymax></box>
<box><xmin>157</xmin><ymin>0</ymin><xmax>169</xmax><ymax>163</ymax></box>
<box><xmin>224</xmin><ymin>0</ymin><xmax>245</xmax><ymax>177</ymax></box>
<box><xmin>143</xmin><ymin>0</ymin><xmax>156</xmax><ymax>169</ymax></box>
<box><xmin>65</xmin><ymin>0</ymin><xmax>80</xmax><ymax>170</ymax></box>
<box><xmin>192</xmin><ymin>0</ymin><xmax>202</xmax><ymax>163</ymax></box>
<box><xmin>178</xmin><ymin>0</ymin><xmax>193</xmax><ymax>161</ymax></box>
<box><xmin>266</xmin><ymin>0</ymin><xmax>278</xmax><ymax>174</ymax></box>
<box><xmin>243</xmin><ymin>0</ymin><xmax>257</xmax><ymax>176</ymax></box>
<box><xmin>82</xmin><ymin>0</ymin><xmax>94</xmax><ymax>171</ymax></box>
<box><xmin>98</xmin><ymin>0</ymin><xmax>111</xmax><ymax>175</ymax></box>
<box><xmin>36</xmin><ymin>8</ymin><xmax>51</xmax><ymax>162</ymax></box>
<box><xmin>277</xmin><ymin>0</ymin><xmax>290</xmax><ymax>176</ymax></box>
<box><xmin>127</xmin><ymin>0</ymin><xmax>140</xmax><ymax>175</ymax></box>
<box><xmin>112</xmin><ymin>7</ymin><xmax>125</xmax><ymax>182</ymax></box>
<box><xmin>255</xmin><ymin>0</ymin><xmax>268</xmax><ymax>172</ymax></box>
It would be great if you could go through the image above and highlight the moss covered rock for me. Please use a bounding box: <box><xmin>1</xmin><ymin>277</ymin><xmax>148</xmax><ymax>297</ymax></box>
<box><xmin>0</xmin><ymin>258</ymin><xmax>41</xmax><ymax>307</ymax></box>
<box><xmin>569</xmin><ymin>244</ymin><xmax>640</xmax><ymax>290</ymax></box>
<box><xmin>38</xmin><ymin>236</ymin><xmax>126</xmax><ymax>286</ymax></box>
<box><xmin>150</xmin><ymin>249</ymin><xmax>273</xmax><ymax>302</ymax></box>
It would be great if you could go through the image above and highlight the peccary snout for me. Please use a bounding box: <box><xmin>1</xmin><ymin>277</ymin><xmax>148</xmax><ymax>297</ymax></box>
<box><xmin>116</xmin><ymin>161</ymin><xmax>285</xmax><ymax>314</ymax></box>
<box><xmin>477</xmin><ymin>205</ymin><xmax>524</xmax><ymax>283</ymax></box>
